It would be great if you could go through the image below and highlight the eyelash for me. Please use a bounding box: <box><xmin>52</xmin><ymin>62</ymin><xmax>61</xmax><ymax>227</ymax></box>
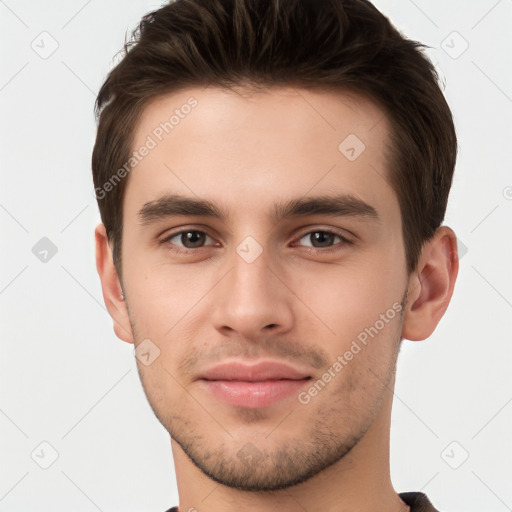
<box><xmin>159</xmin><ymin>227</ymin><xmax>352</xmax><ymax>255</ymax></box>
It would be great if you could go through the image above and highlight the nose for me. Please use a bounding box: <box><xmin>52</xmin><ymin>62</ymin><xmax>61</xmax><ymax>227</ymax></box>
<box><xmin>210</xmin><ymin>242</ymin><xmax>294</xmax><ymax>340</ymax></box>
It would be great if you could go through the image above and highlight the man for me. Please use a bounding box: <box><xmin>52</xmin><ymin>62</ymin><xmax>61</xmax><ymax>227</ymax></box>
<box><xmin>92</xmin><ymin>1</ymin><xmax>459</xmax><ymax>511</ymax></box>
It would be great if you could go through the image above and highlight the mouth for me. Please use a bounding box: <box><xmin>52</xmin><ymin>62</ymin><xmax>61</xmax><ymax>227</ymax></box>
<box><xmin>198</xmin><ymin>361</ymin><xmax>312</xmax><ymax>409</ymax></box>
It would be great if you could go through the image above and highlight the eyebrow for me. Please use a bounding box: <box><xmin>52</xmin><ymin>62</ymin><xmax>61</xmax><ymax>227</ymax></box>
<box><xmin>137</xmin><ymin>193</ymin><xmax>379</xmax><ymax>225</ymax></box>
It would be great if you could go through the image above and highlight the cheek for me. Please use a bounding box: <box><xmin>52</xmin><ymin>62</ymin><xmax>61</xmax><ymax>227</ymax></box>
<box><xmin>298</xmin><ymin>318</ymin><xmax>400</xmax><ymax>434</ymax></box>
<box><xmin>135</xmin><ymin>359</ymin><xmax>179</xmax><ymax>426</ymax></box>
<box><xmin>124</xmin><ymin>261</ymin><xmax>211</xmax><ymax>339</ymax></box>
<box><xmin>294</xmin><ymin>267</ymin><xmax>404</xmax><ymax>409</ymax></box>
<box><xmin>291</xmin><ymin>260</ymin><xmax>404</xmax><ymax>346</ymax></box>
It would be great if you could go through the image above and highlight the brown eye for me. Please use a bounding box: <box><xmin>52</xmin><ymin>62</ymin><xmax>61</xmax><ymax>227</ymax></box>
<box><xmin>179</xmin><ymin>231</ymin><xmax>207</xmax><ymax>248</ymax></box>
<box><xmin>297</xmin><ymin>230</ymin><xmax>347</xmax><ymax>249</ymax></box>
<box><xmin>163</xmin><ymin>230</ymin><xmax>215</xmax><ymax>252</ymax></box>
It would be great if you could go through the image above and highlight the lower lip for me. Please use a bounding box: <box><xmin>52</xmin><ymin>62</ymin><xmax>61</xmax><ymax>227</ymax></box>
<box><xmin>200</xmin><ymin>379</ymin><xmax>310</xmax><ymax>408</ymax></box>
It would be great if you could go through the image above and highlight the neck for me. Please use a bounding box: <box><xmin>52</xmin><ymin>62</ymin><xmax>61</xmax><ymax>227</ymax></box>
<box><xmin>171</xmin><ymin>380</ymin><xmax>408</xmax><ymax>512</ymax></box>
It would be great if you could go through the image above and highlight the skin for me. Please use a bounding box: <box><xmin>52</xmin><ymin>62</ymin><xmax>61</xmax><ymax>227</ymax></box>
<box><xmin>95</xmin><ymin>86</ymin><xmax>458</xmax><ymax>512</ymax></box>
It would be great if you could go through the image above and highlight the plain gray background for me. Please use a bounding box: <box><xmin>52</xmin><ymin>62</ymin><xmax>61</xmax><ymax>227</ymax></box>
<box><xmin>1</xmin><ymin>0</ymin><xmax>511</xmax><ymax>511</ymax></box>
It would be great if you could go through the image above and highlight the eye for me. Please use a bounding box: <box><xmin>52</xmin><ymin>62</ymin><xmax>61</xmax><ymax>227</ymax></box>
<box><xmin>294</xmin><ymin>229</ymin><xmax>351</xmax><ymax>251</ymax></box>
<box><xmin>160</xmin><ymin>227</ymin><xmax>352</xmax><ymax>255</ymax></box>
<box><xmin>162</xmin><ymin>229</ymin><xmax>216</xmax><ymax>252</ymax></box>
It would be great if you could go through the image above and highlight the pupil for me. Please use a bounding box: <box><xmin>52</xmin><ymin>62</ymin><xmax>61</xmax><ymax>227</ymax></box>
<box><xmin>313</xmin><ymin>232</ymin><xmax>333</xmax><ymax>247</ymax></box>
<box><xmin>183</xmin><ymin>231</ymin><xmax>204</xmax><ymax>248</ymax></box>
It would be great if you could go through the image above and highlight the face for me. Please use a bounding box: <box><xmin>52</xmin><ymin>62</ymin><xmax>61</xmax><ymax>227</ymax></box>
<box><xmin>119</xmin><ymin>86</ymin><xmax>409</xmax><ymax>490</ymax></box>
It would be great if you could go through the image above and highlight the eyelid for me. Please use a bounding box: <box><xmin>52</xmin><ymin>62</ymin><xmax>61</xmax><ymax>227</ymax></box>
<box><xmin>290</xmin><ymin>229</ymin><xmax>353</xmax><ymax>254</ymax></box>
<box><xmin>160</xmin><ymin>226</ymin><xmax>217</xmax><ymax>247</ymax></box>
<box><xmin>293</xmin><ymin>225</ymin><xmax>354</xmax><ymax>243</ymax></box>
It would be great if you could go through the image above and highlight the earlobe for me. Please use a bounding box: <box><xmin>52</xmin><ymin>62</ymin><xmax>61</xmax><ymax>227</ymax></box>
<box><xmin>401</xmin><ymin>226</ymin><xmax>459</xmax><ymax>341</ymax></box>
<box><xmin>94</xmin><ymin>223</ymin><xmax>135</xmax><ymax>344</ymax></box>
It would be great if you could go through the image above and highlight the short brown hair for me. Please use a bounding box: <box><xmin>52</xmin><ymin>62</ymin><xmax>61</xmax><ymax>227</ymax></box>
<box><xmin>92</xmin><ymin>0</ymin><xmax>457</xmax><ymax>275</ymax></box>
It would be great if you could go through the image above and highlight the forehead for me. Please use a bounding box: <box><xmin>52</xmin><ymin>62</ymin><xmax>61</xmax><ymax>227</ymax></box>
<box><xmin>124</xmin><ymin>85</ymin><xmax>396</xmax><ymax>223</ymax></box>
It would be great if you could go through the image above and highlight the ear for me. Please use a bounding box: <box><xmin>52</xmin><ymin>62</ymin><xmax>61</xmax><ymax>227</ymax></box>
<box><xmin>95</xmin><ymin>223</ymin><xmax>134</xmax><ymax>344</ymax></box>
<box><xmin>401</xmin><ymin>226</ymin><xmax>459</xmax><ymax>341</ymax></box>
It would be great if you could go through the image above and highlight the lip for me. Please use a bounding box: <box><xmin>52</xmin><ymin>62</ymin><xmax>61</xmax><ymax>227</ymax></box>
<box><xmin>198</xmin><ymin>361</ymin><xmax>311</xmax><ymax>409</ymax></box>
<box><xmin>199</xmin><ymin>361</ymin><xmax>310</xmax><ymax>381</ymax></box>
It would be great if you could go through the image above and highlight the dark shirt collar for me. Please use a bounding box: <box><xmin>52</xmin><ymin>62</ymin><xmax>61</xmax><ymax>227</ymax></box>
<box><xmin>164</xmin><ymin>491</ymin><xmax>441</xmax><ymax>512</ymax></box>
